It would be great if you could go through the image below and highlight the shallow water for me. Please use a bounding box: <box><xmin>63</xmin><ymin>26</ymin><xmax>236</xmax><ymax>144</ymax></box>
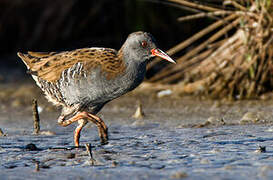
<box><xmin>1</xmin><ymin>83</ymin><xmax>273</xmax><ymax>179</ymax></box>
<box><xmin>1</xmin><ymin>112</ymin><xmax>273</xmax><ymax>179</ymax></box>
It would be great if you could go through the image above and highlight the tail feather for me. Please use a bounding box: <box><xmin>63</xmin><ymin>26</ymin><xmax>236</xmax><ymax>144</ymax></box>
<box><xmin>17</xmin><ymin>51</ymin><xmax>44</xmax><ymax>71</ymax></box>
<box><xmin>17</xmin><ymin>52</ymin><xmax>33</xmax><ymax>69</ymax></box>
<box><xmin>27</xmin><ymin>51</ymin><xmax>56</xmax><ymax>58</ymax></box>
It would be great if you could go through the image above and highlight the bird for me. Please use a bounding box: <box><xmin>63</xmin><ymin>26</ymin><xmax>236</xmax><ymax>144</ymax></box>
<box><xmin>17</xmin><ymin>31</ymin><xmax>175</xmax><ymax>147</ymax></box>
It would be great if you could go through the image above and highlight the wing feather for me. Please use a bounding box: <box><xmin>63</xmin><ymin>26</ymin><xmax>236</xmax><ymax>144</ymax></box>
<box><xmin>17</xmin><ymin>48</ymin><xmax>126</xmax><ymax>82</ymax></box>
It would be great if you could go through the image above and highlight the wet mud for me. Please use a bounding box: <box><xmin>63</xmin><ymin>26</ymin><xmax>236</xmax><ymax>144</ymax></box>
<box><xmin>1</xmin><ymin>83</ymin><xmax>273</xmax><ymax>179</ymax></box>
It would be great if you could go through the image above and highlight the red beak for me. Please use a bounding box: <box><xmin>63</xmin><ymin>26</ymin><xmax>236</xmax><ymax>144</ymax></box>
<box><xmin>151</xmin><ymin>48</ymin><xmax>176</xmax><ymax>64</ymax></box>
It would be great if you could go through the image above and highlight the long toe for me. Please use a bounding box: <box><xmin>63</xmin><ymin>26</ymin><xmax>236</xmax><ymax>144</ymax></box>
<box><xmin>100</xmin><ymin>129</ymin><xmax>108</xmax><ymax>145</ymax></box>
<box><xmin>100</xmin><ymin>138</ymin><xmax>108</xmax><ymax>145</ymax></box>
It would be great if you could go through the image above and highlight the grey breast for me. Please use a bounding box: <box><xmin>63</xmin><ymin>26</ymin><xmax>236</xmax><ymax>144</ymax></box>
<box><xmin>58</xmin><ymin>60</ymin><xmax>147</xmax><ymax>108</ymax></box>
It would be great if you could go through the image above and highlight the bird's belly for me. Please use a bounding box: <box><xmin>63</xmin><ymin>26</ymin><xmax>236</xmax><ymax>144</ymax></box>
<box><xmin>59</xmin><ymin>68</ymin><xmax>145</xmax><ymax>107</ymax></box>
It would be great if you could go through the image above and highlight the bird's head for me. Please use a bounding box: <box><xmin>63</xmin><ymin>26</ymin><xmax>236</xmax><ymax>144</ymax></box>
<box><xmin>121</xmin><ymin>31</ymin><xmax>176</xmax><ymax>64</ymax></box>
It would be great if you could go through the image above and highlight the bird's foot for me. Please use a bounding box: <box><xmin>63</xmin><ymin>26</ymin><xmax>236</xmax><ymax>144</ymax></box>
<box><xmin>99</xmin><ymin>127</ymin><xmax>108</xmax><ymax>145</ymax></box>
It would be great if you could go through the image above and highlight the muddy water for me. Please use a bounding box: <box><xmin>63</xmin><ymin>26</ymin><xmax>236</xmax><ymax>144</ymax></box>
<box><xmin>1</xmin><ymin>84</ymin><xmax>273</xmax><ymax>179</ymax></box>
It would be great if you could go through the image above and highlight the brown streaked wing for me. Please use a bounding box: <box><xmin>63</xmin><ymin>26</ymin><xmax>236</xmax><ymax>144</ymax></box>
<box><xmin>28</xmin><ymin>51</ymin><xmax>58</xmax><ymax>58</ymax></box>
<box><xmin>83</xmin><ymin>48</ymin><xmax>126</xmax><ymax>80</ymax></box>
<box><xmin>21</xmin><ymin>48</ymin><xmax>126</xmax><ymax>82</ymax></box>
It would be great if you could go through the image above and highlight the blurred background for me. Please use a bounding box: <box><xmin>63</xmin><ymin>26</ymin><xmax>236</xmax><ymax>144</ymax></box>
<box><xmin>0</xmin><ymin>0</ymin><xmax>209</xmax><ymax>82</ymax></box>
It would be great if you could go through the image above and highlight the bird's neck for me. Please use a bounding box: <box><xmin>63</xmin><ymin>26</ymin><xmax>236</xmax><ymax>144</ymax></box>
<box><xmin>118</xmin><ymin>48</ymin><xmax>147</xmax><ymax>73</ymax></box>
<box><xmin>118</xmin><ymin>46</ymin><xmax>147</xmax><ymax>65</ymax></box>
<box><xmin>117</xmin><ymin>47</ymin><xmax>147</xmax><ymax>89</ymax></box>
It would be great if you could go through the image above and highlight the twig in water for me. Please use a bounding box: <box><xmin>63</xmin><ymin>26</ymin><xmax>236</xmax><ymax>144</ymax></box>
<box><xmin>85</xmin><ymin>143</ymin><xmax>95</xmax><ymax>165</ymax></box>
<box><xmin>35</xmin><ymin>161</ymin><xmax>40</xmax><ymax>172</ymax></box>
<box><xmin>32</xmin><ymin>159</ymin><xmax>40</xmax><ymax>172</ymax></box>
<box><xmin>32</xmin><ymin>99</ymin><xmax>40</xmax><ymax>134</ymax></box>
<box><xmin>132</xmin><ymin>101</ymin><xmax>145</xmax><ymax>119</ymax></box>
<box><xmin>0</xmin><ymin>128</ymin><xmax>6</xmax><ymax>136</ymax></box>
<box><xmin>256</xmin><ymin>146</ymin><xmax>266</xmax><ymax>153</ymax></box>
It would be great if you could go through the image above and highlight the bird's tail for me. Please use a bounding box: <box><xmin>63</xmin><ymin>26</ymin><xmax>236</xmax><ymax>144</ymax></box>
<box><xmin>17</xmin><ymin>52</ymin><xmax>33</xmax><ymax>69</ymax></box>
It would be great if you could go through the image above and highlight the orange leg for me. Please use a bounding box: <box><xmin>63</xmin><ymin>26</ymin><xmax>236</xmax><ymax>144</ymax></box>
<box><xmin>87</xmin><ymin>113</ymin><xmax>108</xmax><ymax>143</ymax></box>
<box><xmin>74</xmin><ymin>119</ymin><xmax>87</xmax><ymax>147</ymax></box>
<box><xmin>58</xmin><ymin>111</ymin><xmax>108</xmax><ymax>146</ymax></box>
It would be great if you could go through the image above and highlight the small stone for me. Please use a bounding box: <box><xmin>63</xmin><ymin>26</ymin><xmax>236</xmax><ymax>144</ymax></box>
<box><xmin>223</xmin><ymin>165</ymin><xmax>234</xmax><ymax>170</ymax></box>
<box><xmin>200</xmin><ymin>158</ymin><xmax>210</xmax><ymax>164</ymax></box>
<box><xmin>129</xmin><ymin>161</ymin><xmax>136</xmax><ymax>165</ymax></box>
<box><xmin>240</xmin><ymin>112</ymin><xmax>259</xmax><ymax>124</ymax></box>
<box><xmin>4</xmin><ymin>165</ymin><xmax>17</xmax><ymax>169</ymax></box>
<box><xmin>112</xmin><ymin>161</ymin><xmax>118</xmax><ymax>167</ymax></box>
<box><xmin>66</xmin><ymin>153</ymin><xmax>76</xmax><ymax>159</ymax></box>
<box><xmin>255</xmin><ymin>146</ymin><xmax>266</xmax><ymax>153</ymax></box>
<box><xmin>210</xmin><ymin>148</ymin><xmax>221</xmax><ymax>153</ymax></box>
<box><xmin>206</xmin><ymin>116</ymin><xmax>225</xmax><ymax>125</ymax></box>
<box><xmin>25</xmin><ymin>143</ymin><xmax>39</xmax><ymax>151</ymax></box>
<box><xmin>65</xmin><ymin>161</ymin><xmax>75</xmax><ymax>166</ymax></box>
<box><xmin>82</xmin><ymin>160</ymin><xmax>94</xmax><ymax>166</ymax></box>
<box><xmin>39</xmin><ymin>130</ymin><xmax>56</xmax><ymax>135</ymax></box>
<box><xmin>194</xmin><ymin>116</ymin><xmax>225</xmax><ymax>128</ymax></box>
<box><xmin>39</xmin><ymin>164</ymin><xmax>50</xmax><ymax>169</ymax></box>
<box><xmin>170</xmin><ymin>171</ymin><xmax>188</xmax><ymax>179</ymax></box>
<box><xmin>193</xmin><ymin>121</ymin><xmax>210</xmax><ymax>128</ymax></box>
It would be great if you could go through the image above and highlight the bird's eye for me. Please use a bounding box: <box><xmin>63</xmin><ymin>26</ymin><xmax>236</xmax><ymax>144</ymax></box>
<box><xmin>141</xmin><ymin>41</ymin><xmax>147</xmax><ymax>48</ymax></box>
